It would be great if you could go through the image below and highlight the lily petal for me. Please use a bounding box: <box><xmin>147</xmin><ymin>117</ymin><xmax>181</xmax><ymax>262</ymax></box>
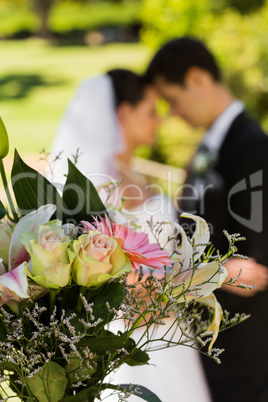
<box><xmin>198</xmin><ymin>292</ymin><xmax>223</xmax><ymax>350</ymax></box>
<box><xmin>189</xmin><ymin>262</ymin><xmax>227</xmax><ymax>298</ymax></box>
<box><xmin>173</xmin><ymin>261</ymin><xmax>227</xmax><ymax>302</ymax></box>
<box><xmin>172</xmin><ymin>222</ymin><xmax>194</xmax><ymax>271</ymax></box>
<box><xmin>108</xmin><ymin>209</ymin><xmax>129</xmax><ymax>225</ymax></box>
<box><xmin>0</xmin><ymin>261</ymin><xmax>29</xmax><ymax>299</ymax></box>
<box><xmin>180</xmin><ymin>213</ymin><xmax>210</xmax><ymax>261</ymax></box>
<box><xmin>0</xmin><ymin>258</ymin><xmax>6</xmax><ymax>275</ymax></box>
<box><xmin>8</xmin><ymin>204</ymin><xmax>57</xmax><ymax>270</ymax></box>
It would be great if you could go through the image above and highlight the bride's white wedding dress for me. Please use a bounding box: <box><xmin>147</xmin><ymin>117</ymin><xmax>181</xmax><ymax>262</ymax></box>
<box><xmin>51</xmin><ymin>74</ymin><xmax>212</xmax><ymax>402</ymax></box>
<box><xmin>103</xmin><ymin>321</ymin><xmax>211</xmax><ymax>402</ymax></box>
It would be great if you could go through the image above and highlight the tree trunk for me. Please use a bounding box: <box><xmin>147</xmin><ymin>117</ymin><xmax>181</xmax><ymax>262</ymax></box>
<box><xmin>32</xmin><ymin>0</ymin><xmax>54</xmax><ymax>39</ymax></box>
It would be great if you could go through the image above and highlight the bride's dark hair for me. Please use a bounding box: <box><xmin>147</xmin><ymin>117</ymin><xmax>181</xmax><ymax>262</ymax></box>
<box><xmin>107</xmin><ymin>69</ymin><xmax>147</xmax><ymax>107</ymax></box>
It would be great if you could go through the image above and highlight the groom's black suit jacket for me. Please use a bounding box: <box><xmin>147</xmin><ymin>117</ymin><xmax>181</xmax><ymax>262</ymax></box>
<box><xmin>179</xmin><ymin>111</ymin><xmax>268</xmax><ymax>402</ymax></box>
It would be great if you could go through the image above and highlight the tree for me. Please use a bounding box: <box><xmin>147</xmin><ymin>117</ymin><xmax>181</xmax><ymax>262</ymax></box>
<box><xmin>31</xmin><ymin>0</ymin><xmax>54</xmax><ymax>38</ymax></box>
<box><xmin>9</xmin><ymin>0</ymin><xmax>89</xmax><ymax>38</ymax></box>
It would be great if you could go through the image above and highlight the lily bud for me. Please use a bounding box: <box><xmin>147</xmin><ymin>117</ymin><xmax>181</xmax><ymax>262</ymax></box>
<box><xmin>0</xmin><ymin>117</ymin><xmax>9</xmax><ymax>158</ymax></box>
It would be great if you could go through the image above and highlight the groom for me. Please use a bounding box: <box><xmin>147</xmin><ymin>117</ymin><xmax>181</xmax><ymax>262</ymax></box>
<box><xmin>146</xmin><ymin>37</ymin><xmax>268</xmax><ymax>402</ymax></box>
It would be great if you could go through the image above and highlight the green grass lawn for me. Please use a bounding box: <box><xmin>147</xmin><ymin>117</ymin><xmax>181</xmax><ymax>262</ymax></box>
<box><xmin>0</xmin><ymin>39</ymin><xmax>153</xmax><ymax>156</ymax></box>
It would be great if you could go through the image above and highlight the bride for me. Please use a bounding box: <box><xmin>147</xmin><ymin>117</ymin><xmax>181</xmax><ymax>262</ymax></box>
<box><xmin>51</xmin><ymin>69</ymin><xmax>157</xmax><ymax>207</ymax></box>
<box><xmin>51</xmin><ymin>69</ymin><xmax>211</xmax><ymax>401</ymax></box>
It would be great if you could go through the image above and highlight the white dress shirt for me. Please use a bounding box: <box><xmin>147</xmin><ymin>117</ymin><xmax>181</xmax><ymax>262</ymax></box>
<box><xmin>202</xmin><ymin>100</ymin><xmax>244</xmax><ymax>155</ymax></box>
<box><xmin>190</xmin><ymin>100</ymin><xmax>244</xmax><ymax>208</ymax></box>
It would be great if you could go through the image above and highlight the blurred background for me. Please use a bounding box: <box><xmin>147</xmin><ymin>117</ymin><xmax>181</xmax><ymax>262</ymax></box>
<box><xmin>0</xmin><ymin>0</ymin><xmax>268</xmax><ymax>177</ymax></box>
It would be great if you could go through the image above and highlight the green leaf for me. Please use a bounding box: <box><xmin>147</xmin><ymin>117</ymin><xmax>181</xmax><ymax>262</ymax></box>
<box><xmin>61</xmin><ymin>386</ymin><xmax>98</xmax><ymax>401</ymax></box>
<box><xmin>66</xmin><ymin>354</ymin><xmax>96</xmax><ymax>384</ymax></box>
<box><xmin>79</xmin><ymin>331</ymin><xmax>129</xmax><ymax>354</ymax></box>
<box><xmin>62</xmin><ymin>159</ymin><xmax>107</xmax><ymax>223</ymax></box>
<box><xmin>124</xmin><ymin>348</ymin><xmax>150</xmax><ymax>367</ymax></box>
<box><xmin>0</xmin><ymin>116</ymin><xmax>9</xmax><ymax>158</ymax></box>
<box><xmin>26</xmin><ymin>361</ymin><xmax>68</xmax><ymax>402</ymax></box>
<box><xmin>121</xmin><ymin>336</ymin><xmax>150</xmax><ymax>367</ymax></box>
<box><xmin>0</xmin><ymin>200</ymin><xmax>7</xmax><ymax>219</ymax></box>
<box><xmin>107</xmin><ymin>384</ymin><xmax>162</xmax><ymax>402</ymax></box>
<box><xmin>0</xmin><ymin>362</ymin><xmax>17</xmax><ymax>373</ymax></box>
<box><xmin>92</xmin><ymin>281</ymin><xmax>127</xmax><ymax>324</ymax></box>
<box><xmin>11</xmin><ymin>150</ymin><xmax>63</xmax><ymax>217</ymax></box>
<box><xmin>0</xmin><ymin>324</ymin><xmax>7</xmax><ymax>342</ymax></box>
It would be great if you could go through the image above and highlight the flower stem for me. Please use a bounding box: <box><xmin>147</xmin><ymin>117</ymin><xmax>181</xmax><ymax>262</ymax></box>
<box><xmin>128</xmin><ymin>296</ymin><xmax>166</xmax><ymax>340</ymax></box>
<box><xmin>50</xmin><ymin>289</ymin><xmax>57</xmax><ymax>316</ymax></box>
<box><xmin>220</xmin><ymin>247</ymin><xmax>236</xmax><ymax>263</ymax></box>
<box><xmin>0</xmin><ymin>158</ymin><xmax>19</xmax><ymax>222</ymax></box>
<box><xmin>127</xmin><ymin>309</ymin><xmax>151</xmax><ymax>340</ymax></box>
<box><xmin>76</xmin><ymin>286</ymin><xmax>87</xmax><ymax>312</ymax></box>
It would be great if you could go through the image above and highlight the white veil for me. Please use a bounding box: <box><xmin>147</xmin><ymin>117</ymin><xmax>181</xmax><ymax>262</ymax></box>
<box><xmin>51</xmin><ymin>74</ymin><xmax>125</xmax><ymax>188</ymax></box>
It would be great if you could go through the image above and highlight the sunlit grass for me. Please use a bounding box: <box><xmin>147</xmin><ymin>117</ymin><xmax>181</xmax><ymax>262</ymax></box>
<box><xmin>0</xmin><ymin>39</ymin><xmax>153</xmax><ymax>156</ymax></box>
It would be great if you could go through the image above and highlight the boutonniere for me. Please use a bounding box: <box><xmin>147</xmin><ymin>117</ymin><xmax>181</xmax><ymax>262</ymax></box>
<box><xmin>192</xmin><ymin>148</ymin><xmax>218</xmax><ymax>176</ymax></box>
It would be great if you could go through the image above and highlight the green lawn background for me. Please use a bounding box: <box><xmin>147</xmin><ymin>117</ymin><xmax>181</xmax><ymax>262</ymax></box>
<box><xmin>0</xmin><ymin>40</ymin><xmax>152</xmax><ymax>156</ymax></box>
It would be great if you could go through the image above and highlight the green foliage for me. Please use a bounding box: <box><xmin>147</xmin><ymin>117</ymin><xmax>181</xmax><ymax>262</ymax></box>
<box><xmin>91</xmin><ymin>281</ymin><xmax>127</xmax><ymax>324</ymax></box>
<box><xmin>140</xmin><ymin>0</ymin><xmax>209</xmax><ymax>46</ymax></box>
<box><xmin>116</xmin><ymin>384</ymin><xmax>162</xmax><ymax>401</ymax></box>
<box><xmin>61</xmin><ymin>387</ymin><xmax>99</xmax><ymax>401</ymax></box>
<box><xmin>124</xmin><ymin>346</ymin><xmax>149</xmax><ymax>366</ymax></box>
<box><xmin>0</xmin><ymin>201</ymin><xmax>7</xmax><ymax>220</ymax></box>
<box><xmin>156</xmin><ymin>117</ymin><xmax>202</xmax><ymax>168</ymax></box>
<box><xmin>0</xmin><ymin>117</ymin><xmax>9</xmax><ymax>159</ymax></box>
<box><xmin>0</xmin><ymin>0</ymin><xmax>140</xmax><ymax>36</ymax></box>
<box><xmin>26</xmin><ymin>361</ymin><xmax>68</xmax><ymax>402</ymax></box>
<box><xmin>50</xmin><ymin>0</ymin><xmax>140</xmax><ymax>32</ymax></box>
<box><xmin>11</xmin><ymin>150</ymin><xmax>107</xmax><ymax>223</ymax></box>
<box><xmin>0</xmin><ymin>4</ymin><xmax>38</xmax><ymax>35</ymax></box>
<box><xmin>213</xmin><ymin>0</ymin><xmax>265</xmax><ymax>14</ymax></box>
<box><xmin>79</xmin><ymin>331</ymin><xmax>130</xmax><ymax>353</ymax></box>
<box><xmin>62</xmin><ymin>159</ymin><xmax>107</xmax><ymax>222</ymax></box>
<box><xmin>0</xmin><ymin>325</ymin><xmax>7</xmax><ymax>342</ymax></box>
<box><xmin>11</xmin><ymin>150</ymin><xmax>62</xmax><ymax>215</ymax></box>
<box><xmin>66</xmin><ymin>355</ymin><xmax>96</xmax><ymax>384</ymax></box>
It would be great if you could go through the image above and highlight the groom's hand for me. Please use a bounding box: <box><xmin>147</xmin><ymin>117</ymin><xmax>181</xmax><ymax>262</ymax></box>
<box><xmin>223</xmin><ymin>257</ymin><xmax>268</xmax><ymax>297</ymax></box>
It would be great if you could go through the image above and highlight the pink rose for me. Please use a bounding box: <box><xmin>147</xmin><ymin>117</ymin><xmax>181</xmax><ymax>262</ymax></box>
<box><xmin>84</xmin><ymin>234</ymin><xmax>116</xmax><ymax>264</ymax></box>
<box><xmin>72</xmin><ymin>231</ymin><xmax>131</xmax><ymax>288</ymax></box>
<box><xmin>38</xmin><ymin>228</ymin><xmax>67</xmax><ymax>253</ymax></box>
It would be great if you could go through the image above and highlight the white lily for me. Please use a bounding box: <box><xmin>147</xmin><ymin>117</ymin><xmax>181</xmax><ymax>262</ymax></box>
<box><xmin>8</xmin><ymin>204</ymin><xmax>57</xmax><ymax>270</ymax></box>
<box><xmin>108</xmin><ymin>209</ymin><xmax>129</xmax><ymax>225</ymax></box>
<box><xmin>173</xmin><ymin>212</ymin><xmax>210</xmax><ymax>269</ymax></box>
<box><xmin>172</xmin><ymin>213</ymin><xmax>226</xmax><ymax>285</ymax></box>
<box><xmin>0</xmin><ymin>222</ymin><xmax>12</xmax><ymax>268</ymax></box>
<box><xmin>198</xmin><ymin>293</ymin><xmax>223</xmax><ymax>350</ymax></box>
<box><xmin>171</xmin><ymin>213</ymin><xmax>227</xmax><ymax>348</ymax></box>
<box><xmin>0</xmin><ymin>258</ymin><xmax>5</xmax><ymax>275</ymax></box>
<box><xmin>0</xmin><ymin>205</ymin><xmax>57</xmax><ymax>312</ymax></box>
<box><xmin>0</xmin><ymin>259</ymin><xmax>29</xmax><ymax>314</ymax></box>
<box><xmin>173</xmin><ymin>261</ymin><xmax>227</xmax><ymax>302</ymax></box>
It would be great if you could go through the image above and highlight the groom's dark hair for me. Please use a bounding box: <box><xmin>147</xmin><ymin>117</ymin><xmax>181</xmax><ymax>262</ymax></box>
<box><xmin>146</xmin><ymin>37</ymin><xmax>221</xmax><ymax>85</ymax></box>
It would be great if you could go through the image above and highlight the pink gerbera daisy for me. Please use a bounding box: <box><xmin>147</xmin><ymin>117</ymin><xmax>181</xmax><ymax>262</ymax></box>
<box><xmin>81</xmin><ymin>215</ymin><xmax>172</xmax><ymax>270</ymax></box>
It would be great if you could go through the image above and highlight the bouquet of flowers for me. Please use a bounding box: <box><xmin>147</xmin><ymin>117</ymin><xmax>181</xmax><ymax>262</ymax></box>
<box><xmin>0</xmin><ymin>116</ymin><xmax>249</xmax><ymax>401</ymax></box>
